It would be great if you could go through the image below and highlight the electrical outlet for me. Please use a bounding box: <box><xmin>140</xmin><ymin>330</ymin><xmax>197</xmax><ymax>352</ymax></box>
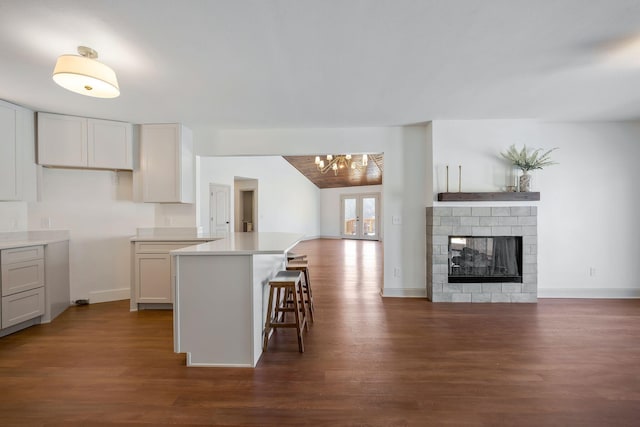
<box><xmin>589</xmin><ymin>267</ymin><xmax>596</xmax><ymax>277</ymax></box>
<box><xmin>394</xmin><ymin>267</ymin><xmax>401</xmax><ymax>278</ymax></box>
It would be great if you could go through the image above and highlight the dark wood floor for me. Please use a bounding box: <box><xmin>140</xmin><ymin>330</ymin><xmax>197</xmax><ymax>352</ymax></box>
<box><xmin>1</xmin><ymin>238</ymin><xmax>639</xmax><ymax>426</ymax></box>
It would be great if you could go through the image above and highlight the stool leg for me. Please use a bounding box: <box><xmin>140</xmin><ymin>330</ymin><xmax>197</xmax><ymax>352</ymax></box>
<box><xmin>263</xmin><ymin>286</ymin><xmax>276</xmax><ymax>351</ymax></box>
<box><xmin>276</xmin><ymin>286</ymin><xmax>286</xmax><ymax>323</ymax></box>
<box><xmin>303</xmin><ymin>269</ymin><xmax>315</xmax><ymax>322</ymax></box>
<box><xmin>292</xmin><ymin>282</ymin><xmax>305</xmax><ymax>353</ymax></box>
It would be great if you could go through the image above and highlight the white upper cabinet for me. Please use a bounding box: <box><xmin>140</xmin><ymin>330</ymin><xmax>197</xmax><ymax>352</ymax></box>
<box><xmin>0</xmin><ymin>101</ymin><xmax>20</xmax><ymax>200</ymax></box>
<box><xmin>140</xmin><ymin>124</ymin><xmax>194</xmax><ymax>203</ymax></box>
<box><xmin>37</xmin><ymin>113</ymin><xmax>87</xmax><ymax>167</ymax></box>
<box><xmin>88</xmin><ymin>118</ymin><xmax>132</xmax><ymax>170</ymax></box>
<box><xmin>37</xmin><ymin>112</ymin><xmax>132</xmax><ymax>170</ymax></box>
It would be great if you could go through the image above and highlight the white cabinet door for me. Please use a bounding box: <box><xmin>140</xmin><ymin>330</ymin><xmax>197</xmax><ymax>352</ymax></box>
<box><xmin>37</xmin><ymin>112</ymin><xmax>133</xmax><ymax>170</ymax></box>
<box><xmin>1</xmin><ymin>246</ymin><xmax>45</xmax><ymax>297</ymax></box>
<box><xmin>1</xmin><ymin>287</ymin><xmax>45</xmax><ymax>329</ymax></box>
<box><xmin>37</xmin><ymin>113</ymin><xmax>87</xmax><ymax>167</ymax></box>
<box><xmin>0</xmin><ymin>102</ymin><xmax>20</xmax><ymax>200</ymax></box>
<box><xmin>135</xmin><ymin>253</ymin><xmax>172</xmax><ymax>303</ymax></box>
<box><xmin>140</xmin><ymin>124</ymin><xmax>194</xmax><ymax>203</ymax></box>
<box><xmin>88</xmin><ymin>118</ymin><xmax>133</xmax><ymax>170</ymax></box>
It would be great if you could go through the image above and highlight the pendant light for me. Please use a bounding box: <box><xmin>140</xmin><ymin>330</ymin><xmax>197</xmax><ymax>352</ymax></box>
<box><xmin>52</xmin><ymin>46</ymin><xmax>120</xmax><ymax>98</ymax></box>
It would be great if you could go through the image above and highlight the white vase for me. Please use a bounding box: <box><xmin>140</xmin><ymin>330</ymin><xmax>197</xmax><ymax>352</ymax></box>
<box><xmin>519</xmin><ymin>171</ymin><xmax>531</xmax><ymax>192</ymax></box>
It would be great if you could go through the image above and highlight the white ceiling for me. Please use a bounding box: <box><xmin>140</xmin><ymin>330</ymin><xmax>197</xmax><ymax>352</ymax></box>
<box><xmin>1</xmin><ymin>0</ymin><xmax>640</xmax><ymax>128</ymax></box>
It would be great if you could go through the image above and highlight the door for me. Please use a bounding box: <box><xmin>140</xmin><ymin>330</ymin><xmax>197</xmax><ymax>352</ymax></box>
<box><xmin>340</xmin><ymin>193</ymin><xmax>380</xmax><ymax>240</ymax></box>
<box><xmin>135</xmin><ymin>253</ymin><xmax>171</xmax><ymax>303</ymax></box>
<box><xmin>210</xmin><ymin>184</ymin><xmax>230</xmax><ymax>234</ymax></box>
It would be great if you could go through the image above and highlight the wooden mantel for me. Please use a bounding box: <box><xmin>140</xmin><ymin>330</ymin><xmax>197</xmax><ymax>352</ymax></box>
<box><xmin>437</xmin><ymin>192</ymin><xmax>540</xmax><ymax>202</ymax></box>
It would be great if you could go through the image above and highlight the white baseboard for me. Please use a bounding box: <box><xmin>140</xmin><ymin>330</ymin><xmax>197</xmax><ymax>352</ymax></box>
<box><xmin>538</xmin><ymin>288</ymin><xmax>640</xmax><ymax>299</ymax></box>
<box><xmin>89</xmin><ymin>287</ymin><xmax>130</xmax><ymax>304</ymax></box>
<box><xmin>318</xmin><ymin>235</ymin><xmax>342</xmax><ymax>240</ymax></box>
<box><xmin>381</xmin><ymin>288</ymin><xmax>427</xmax><ymax>298</ymax></box>
<box><xmin>301</xmin><ymin>235</ymin><xmax>322</xmax><ymax>241</ymax></box>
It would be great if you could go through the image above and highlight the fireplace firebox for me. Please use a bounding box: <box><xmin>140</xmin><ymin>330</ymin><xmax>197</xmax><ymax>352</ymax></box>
<box><xmin>449</xmin><ymin>236</ymin><xmax>522</xmax><ymax>283</ymax></box>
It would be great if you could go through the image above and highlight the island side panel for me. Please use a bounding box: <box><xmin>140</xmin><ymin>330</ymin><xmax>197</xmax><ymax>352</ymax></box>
<box><xmin>250</xmin><ymin>253</ymin><xmax>286</xmax><ymax>366</ymax></box>
<box><xmin>174</xmin><ymin>254</ymin><xmax>253</xmax><ymax>367</ymax></box>
<box><xmin>42</xmin><ymin>240</ymin><xmax>70</xmax><ymax>323</ymax></box>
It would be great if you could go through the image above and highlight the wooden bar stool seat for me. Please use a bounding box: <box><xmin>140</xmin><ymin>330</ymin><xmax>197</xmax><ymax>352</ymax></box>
<box><xmin>286</xmin><ymin>260</ymin><xmax>315</xmax><ymax>323</ymax></box>
<box><xmin>286</xmin><ymin>252</ymin><xmax>308</xmax><ymax>262</ymax></box>
<box><xmin>263</xmin><ymin>270</ymin><xmax>307</xmax><ymax>353</ymax></box>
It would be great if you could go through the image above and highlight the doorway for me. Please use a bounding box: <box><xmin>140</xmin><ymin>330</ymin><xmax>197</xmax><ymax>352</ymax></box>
<box><xmin>209</xmin><ymin>183</ymin><xmax>230</xmax><ymax>234</ymax></box>
<box><xmin>234</xmin><ymin>177</ymin><xmax>258</xmax><ymax>232</ymax></box>
<box><xmin>340</xmin><ymin>193</ymin><xmax>380</xmax><ymax>240</ymax></box>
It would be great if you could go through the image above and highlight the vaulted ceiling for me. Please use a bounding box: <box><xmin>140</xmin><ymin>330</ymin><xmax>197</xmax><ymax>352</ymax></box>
<box><xmin>284</xmin><ymin>154</ymin><xmax>384</xmax><ymax>188</ymax></box>
<box><xmin>1</xmin><ymin>1</ymin><xmax>640</xmax><ymax>128</ymax></box>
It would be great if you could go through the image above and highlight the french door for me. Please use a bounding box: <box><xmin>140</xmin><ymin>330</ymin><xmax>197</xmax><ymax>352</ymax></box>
<box><xmin>340</xmin><ymin>193</ymin><xmax>380</xmax><ymax>240</ymax></box>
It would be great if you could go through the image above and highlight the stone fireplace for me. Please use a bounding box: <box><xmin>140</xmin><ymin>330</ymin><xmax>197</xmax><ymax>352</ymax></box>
<box><xmin>426</xmin><ymin>206</ymin><xmax>537</xmax><ymax>303</ymax></box>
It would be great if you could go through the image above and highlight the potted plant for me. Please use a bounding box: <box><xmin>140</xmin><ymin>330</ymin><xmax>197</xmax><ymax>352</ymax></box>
<box><xmin>500</xmin><ymin>145</ymin><xmax>557</xmax><ymax>192</ymax></box>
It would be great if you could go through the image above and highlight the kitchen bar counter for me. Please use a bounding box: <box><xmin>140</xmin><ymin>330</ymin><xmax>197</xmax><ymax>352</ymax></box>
<box><xmin>171</xmin><ymin>232</ymin><xmax>303</xmax><ymax>255</ymax></box>
<box><xmin>171</xmin><ymin>232</ymin><xmax>303</xmax><ymax>367</ymax></box>
<box><xmin>130</xmin><ymin>227</ymin><xmax>226</xmax><ymax>242</ymax></box>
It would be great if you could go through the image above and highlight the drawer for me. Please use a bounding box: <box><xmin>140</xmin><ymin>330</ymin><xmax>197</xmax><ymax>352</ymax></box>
<box><xmin>1</xmin><ymin>259</ymin><xmax>45</xmax><ymax>296</ymax></box>
<box><xmin>1</xmin><ymin>245</ymin><xmax>44</xmax><ymax>265</ymax></box>
<box><xmin>2</xmin><ymin>286</ymin><xmax>45</xmax><ymax>329</ymax></box>
<box><xmin>135</xmin><ymin>241</ymin><xmax>205</xmax><ymax>254</ymax></box>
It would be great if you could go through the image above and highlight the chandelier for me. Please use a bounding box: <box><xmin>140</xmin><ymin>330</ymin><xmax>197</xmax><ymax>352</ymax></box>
<box><xmin>315</xmin><ymin>154</ymin><xmax>368</xmax><ymax>176</ymax></box>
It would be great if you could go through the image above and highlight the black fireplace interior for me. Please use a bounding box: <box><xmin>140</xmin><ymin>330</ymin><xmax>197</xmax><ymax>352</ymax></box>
<box><xmin>449</xmin><ymin>236</ymin><xmax>522</xmax><ymax>283</ymax></box>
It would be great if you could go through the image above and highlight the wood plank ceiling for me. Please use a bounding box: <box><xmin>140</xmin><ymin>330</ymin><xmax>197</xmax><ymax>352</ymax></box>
<box><xmin>283</xmin><ymin>154</ymin><xmax>383</xmax><ymax>189</ymax></box>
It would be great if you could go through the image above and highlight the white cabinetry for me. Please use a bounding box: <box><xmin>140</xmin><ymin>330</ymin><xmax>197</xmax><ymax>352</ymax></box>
<box><xmin>140</xmin><ymin>124</ymin><xmax>193</xmax><ymax>203</ymax></box>
<box><xmin>0</xmin><ymin>101</ymin><xmax>20</xmax><ymax>200</ymax></box>
<box><xmin>132</xmin><ymin>241</ymin><xmax>205</xmax><ymax>307</ymax></box>
<box><xmin>88</xmin><ymin>118</ymin><xmax>132</xmax><ymax>169</ymax></box>
<box><xmin>1</xmin><ymin>246</ymin><xmax>45</xmax><ymax>329</ymax></box>
<box><xmin>37</xmin><ymin>112</ymin><xmax>132</xmax><ymax>170</ymax></box>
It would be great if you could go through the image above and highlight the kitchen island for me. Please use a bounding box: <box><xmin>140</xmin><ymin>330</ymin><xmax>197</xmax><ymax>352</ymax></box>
<box><xmin>171</xmin><ymin>232</ymin><xmax>303</xmax><ymax>367</ymax></box>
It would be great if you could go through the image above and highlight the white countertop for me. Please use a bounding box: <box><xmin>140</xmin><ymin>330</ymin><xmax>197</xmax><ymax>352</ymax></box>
<box><xmin>130</xmin><ymin>227</ymin><xmax>227</xmax><ymax>242</ymax></box>
<box><xmin>171</xmin><ymin>232</ymin><xmax>304</xmax><ymax>256</ymax></box>
<box><xmin>130</xmin><ymin>234</ymin><xmax>225</xmax><ymax>242</ymax></box>
<box><xmin>0</xmin><ymin>230</ymin><xmax>70</xmax><ymax>250</ymax></box>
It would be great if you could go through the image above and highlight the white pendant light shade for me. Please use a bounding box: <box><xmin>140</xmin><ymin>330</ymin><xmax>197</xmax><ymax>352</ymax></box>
<box><xmin>52</xmin><ymin>46</ymin><xmax>120</xmax><ymax>98</ymax></box>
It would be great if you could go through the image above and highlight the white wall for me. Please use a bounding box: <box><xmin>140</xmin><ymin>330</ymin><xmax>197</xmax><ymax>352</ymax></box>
<box><xmin>192</xmin><ymin>125</ymin><xmax>431</xmax><ymax>297</ymax></box>
<box><xmin>320</xmin><ymin>185</ymin><xmax>383</xmax><ymax>238</ymax></box>
<box><xmin>27</xmin><ymin>168</ymin><xmax>155</xmax><ymax>302</ymax></box>
<box><xmin>432</xmin><ymin>119</ymin><xmax>640</xmax><ymax>298</ymax></box>
<box><xmin>0</xmin><ymin>101</ymin><xmax>38</xmax><ymax>232</ymax></box>
<box><xmin>0</xmin><ymin>202</ymin><xmax>27</xmax><ymax>232</ymax></box>
<box><xmin>198</xmin><ymin>156</ymin><xmax>321</xmax><ymax>237</ymax></box>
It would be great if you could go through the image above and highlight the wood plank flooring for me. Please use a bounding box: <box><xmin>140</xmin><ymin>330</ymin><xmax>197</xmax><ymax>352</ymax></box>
<box><xmin>1</xmin><ymin>238</ymin><xmax>639</xmax><ymax>426</ymax></box>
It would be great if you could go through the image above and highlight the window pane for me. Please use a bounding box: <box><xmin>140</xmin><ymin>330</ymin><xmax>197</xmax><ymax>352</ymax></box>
<box><xmin>362</xmin><ymin>197</ymin><xmax>376</xmax><ymax>236</ymax></box>
<box><xmin>343</xmin><ymin>198</ymin><xmax>356</xmax><ymax>235</ymax></box>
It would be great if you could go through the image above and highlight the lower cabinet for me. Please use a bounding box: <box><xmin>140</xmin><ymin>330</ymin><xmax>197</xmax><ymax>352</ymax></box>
<box><xmin>133</xmin><ymin>241</ymin><xmax>210</xmax><ymax>307</ymax></box>
<box><xmin>2</xmin><ymin>287</ymin><xmax>45</xmax><ymax>328</ymax></box>
<box><xmin>1</xmin><ymin>245</ymin><xmax>45</xmax><ymax>331</ymax></box>
<box><xmin>135</xmin><ymin>253</ymin><xmax>171</xmax><ymax>303</ymax></box>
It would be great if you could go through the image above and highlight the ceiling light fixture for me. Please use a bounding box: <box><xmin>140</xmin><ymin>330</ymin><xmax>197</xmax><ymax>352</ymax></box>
<box><xmin>315</xmin><ymin>154</ymin><xmax>368</xmax><ymax>176</ymax></box>
<box><xmin>52</xmin><ymin>46</ymin><xmax>120</xmax><ymax>98</ymax></box>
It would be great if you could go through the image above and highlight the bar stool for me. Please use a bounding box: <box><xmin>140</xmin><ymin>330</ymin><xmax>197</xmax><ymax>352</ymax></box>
<box><xmin>263</xmin><ymin>270</ymin><xmax>307</xmax><ymax>353</ymax></box>
<box><xmin>286</xmin><ymin>260</ymin><xmax>315</xmax><ymax>322</ymax></box>
<box><xmin>287</xmin><ymin>252</ymin><xmax>307</xmax><ymax>263</ymax></box>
